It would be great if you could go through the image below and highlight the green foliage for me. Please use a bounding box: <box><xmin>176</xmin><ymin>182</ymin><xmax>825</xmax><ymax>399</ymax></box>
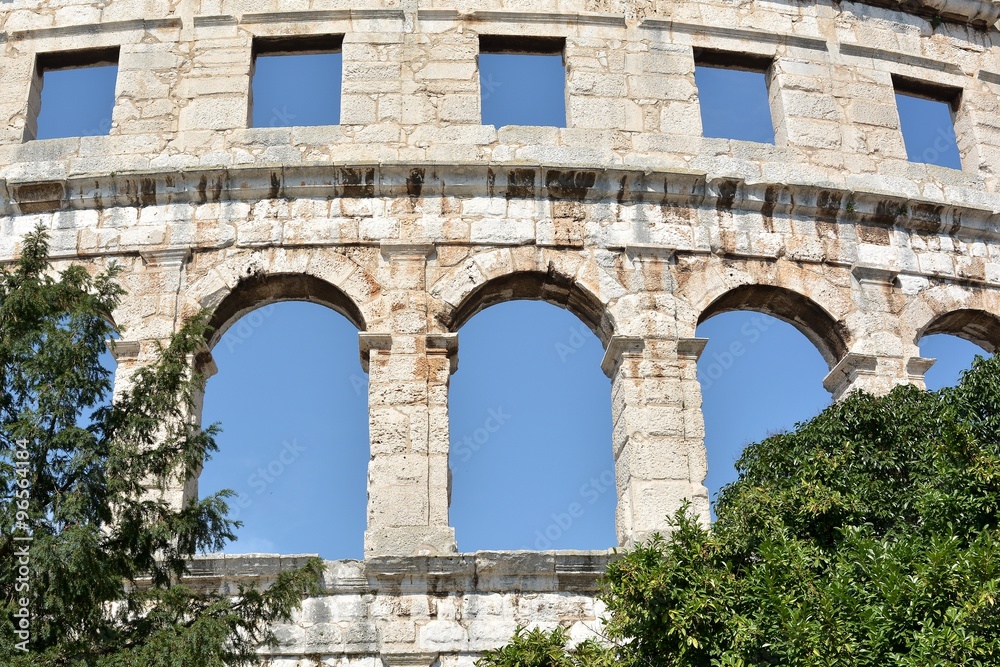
<box><xmin>0</xmin><ymin>227</ymin><xmax>322</xmax><ymax>666</ymax></box>
<box><xmin>475</xmin><ymin>627</ymin><xmax>617</xmax><ymax>667</ymax></box>
<box><xmin>487</xmin><ymin>353</ymin><xmax>1000</xmax><ymax>666</ymax></box>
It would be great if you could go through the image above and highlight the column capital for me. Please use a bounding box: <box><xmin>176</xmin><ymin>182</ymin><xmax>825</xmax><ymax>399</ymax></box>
<box><xmin>381</xmin><ymin>652</ymin><xmax>439</xmax><ymax>667</ymax></box>
<box><xmin>379</xmin><ymin>241</ymin><xmax>435</xmax><ymax>261</ymax></box>
<box><xmin>426</xmin><ymin>332</ymin><xmax>459</xmax><ymax>375</ymax></box>
<box><xmin>851</xmin><ymin>263</ymin><xmax>898</xmax><ymax>286</ymax></box>
<box><xmin>140</xmin><ymin>247</ymin><xmax>191</xmax><ymax>269</ymax></box>
<box><xmin>359</xmin><ymin>332</ymin><xmax>393</xmax><ymax>373</ymax></box>
<box><xmin>106</xmin><ymin>339</ymin><xmax>141</xmax><ymax>363</ymax></box>
<box><xmin>677</xmin><ymin>337</ymin><xmax>709</xmax><ymax>361</ymax></box>
<box><xmin>823</xmin><ymin>352</ymin><xmax>879</xmax><ymax>397</ymax></box>
<box><xmin>359</xmin><ymin>332</ymin><xmax>458</xmax><ymax>374</ymax></box>
<box><xmin>601</xmin><ymin>335</ymin><xmax>645</xmax><ymax>378</ymax></box>
<box><xmin>192</xmin><ymin>346</ymin><xmax>217</xmax><ymax>380</ymax></box>
<box><xmin>906</xmin><ymin>356</ymin><xmax>936</xmax><ymax>386</ymax></box>
<box><xmin>624</xmin><ymin>244</ymin><xmax>676</xmax><ymax>264</ymax></box>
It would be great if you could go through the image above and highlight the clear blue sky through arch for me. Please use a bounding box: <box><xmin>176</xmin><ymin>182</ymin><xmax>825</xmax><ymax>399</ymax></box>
<box><xmin>696</xmin><ymin>312</ymin><xmax>831</xmax><ymax>513</ymax></box>
<box><xmin>199</xmin><ymin>302</ymin><xmax>370</xmax><ymax>560</ymax></box>
<box><xmin>49</xmin><ymin>51</ymin><xmax>989</xmax><ymax>559</ymax></box>
<box><xmin>449</xmin><ymin>301</ymin><xmax>615</xmax><ymax>552</ymax></box>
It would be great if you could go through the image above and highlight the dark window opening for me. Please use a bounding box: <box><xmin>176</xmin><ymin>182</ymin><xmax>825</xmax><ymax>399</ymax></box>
<box><xmin>694</xmin><ymin>50</ymin><xmax>775</xmax><ymax>144</ymax></box>
<box><xmin>892</xmin><ymin>75</ymin><xmax>962</xmax><ymax>170</ymax></box>
<box><xmin>479</xmin><ymin>35</ymin><xmax>566</xmax><ymax>128</ymax></box>
<box><xmin>251</xmin><ymin>35</ymin><xmax>343</xmax><ymax>128</ymax></box>
<box><xmin>30</xmin><ymin>47</ymin><xmax>120</xmax><ymax>141</ymax></box>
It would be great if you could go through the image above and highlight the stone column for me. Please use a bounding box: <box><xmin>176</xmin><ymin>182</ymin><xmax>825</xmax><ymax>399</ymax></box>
<box><xmin>823</xmin><ymin>352</ymin><xmax>935</xmax><ymax>400</ymax></box>
<box><xmin>824</xmin><ymin>265</ymin><xmax>934</xmax><ymax>399</ymax></box>
<box><xmin>363</xmin><ymin>242</ymin><xmax>457</xmax><ymax>556</ymax></box>
<box><xmin>108</xmin><ymin>247</ymin><xmax>210</xmax><ymax>511</ymax></box>
<box><xmin>603</xmin><ymin>335</ymin><xmax>710</xmax><ymax>548</ymax></box>
<box><xmin>107</xmin><ymin>338</ymin><xmax>216</xmax><ymax>512</ymax></box>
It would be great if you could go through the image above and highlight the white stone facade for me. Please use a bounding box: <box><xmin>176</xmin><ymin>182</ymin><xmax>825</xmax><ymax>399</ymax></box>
<box><xmin>3</xmin><ymin>0</ymin><xmax>1000</xmax><ymax>663</ymax></box>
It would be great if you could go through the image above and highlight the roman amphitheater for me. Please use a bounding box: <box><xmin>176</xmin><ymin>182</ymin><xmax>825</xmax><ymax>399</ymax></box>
<box><xmin>3</xmin><ymin>0</ymin><xmax>1000</xmax><ymax>662</ymax></box>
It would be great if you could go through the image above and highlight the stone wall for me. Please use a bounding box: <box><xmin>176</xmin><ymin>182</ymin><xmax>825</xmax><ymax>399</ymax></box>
<box><xmin>3</xmin><ymin>0</ymin><xmax>1000</xmax><ymax>663</ymax></box>
<box><xmin>182</xmin><ymin>552</ymin><xmax>609</xmax><ymax>667</ymax></box>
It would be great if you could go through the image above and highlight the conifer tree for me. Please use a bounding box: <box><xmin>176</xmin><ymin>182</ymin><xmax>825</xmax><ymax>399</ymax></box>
<box><xmin>0</xmin><ymin>227</ymin><xmax>321</xmax><ymax>666</ymax></box>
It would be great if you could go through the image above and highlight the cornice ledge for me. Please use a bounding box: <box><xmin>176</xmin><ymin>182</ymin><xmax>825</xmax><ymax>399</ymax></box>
<box><xmin>822</xmin><ymin>352</ymin><xmax>880</xmax><ymax>395</ymax></box>
<box><xmin>4</xmin><ymin>162</ymin><xmax>998</xmax><ymax>243</ymax></box>
<box><xmin>647</xmin><ymin>0</ymin><xmax>1000</xmax><ymax>26</ymax></box>
<box><xmin>358</xmin><ymin>332</ymin><xmax>393</xmax><ymax>373</ymax></box>
<box><xmin>601</xmin><ymin>335</ymin><xmax>645</xmax><ymax>378</ymax></box>
<box><xmin>7</xmin><ymin>17</ymin><xmax>181</xmax><ymax>42</ymax></box>
<box><xmin>467</xmin><ymin>9</ymin><xmax>626</xmax><ymax>28</ymax></box>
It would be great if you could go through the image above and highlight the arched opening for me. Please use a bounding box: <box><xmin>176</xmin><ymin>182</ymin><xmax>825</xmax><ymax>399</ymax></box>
<box><xmin>696</xmin><ymin>286</ymin><xmax>839</xmax><ymax>515</ymax></box>
<box><xmin>443</xmin><ymin>270</ymin><xmax>612</xmax><ymax>344</ymax></box>
<box><xmin>198</xmin><ymin>275</ymin><xmax>368</xmax><ymax>559</ymax></box>
<box><xmin>206</xmin><ymin>272</ymin><xmax>365</xmax><ymax>347</ymax></box>
<box><xmin>918</xmin><ymin>309</ymin><xmax>999</xmax><ymax>389</ymax></box>
<box><xmin>448</xmin><ymin>300</ymin><xmax>614</xmax><ymax>552</ymax></box>
<box><xmin>86</xmin><ymin>330</ymin><xmax>119</xmax><ymax>426</ymax></box>
<box><xmin>697</xmin><ymin>284</ymin><xmax>849</xmax><ymax>367</ymax></box>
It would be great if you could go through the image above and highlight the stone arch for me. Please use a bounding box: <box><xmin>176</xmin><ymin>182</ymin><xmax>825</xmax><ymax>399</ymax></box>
<box><xmin>186</xmin><ymin>249</ymin><xmax>382</xmax><ymax>348</ymax></box>
<box><xmin>697</xmin><ymin>284</ymin><xmax>851</xmax><ymax>368</ymax></box>
<box><xmin>430</xmin><ymin>248</ymin><xmax>620</xmax><ymax>344</ymax></box>
<box><xmin>905</xmin><ymin>285</ymin><xmax>1000</xmax><ymax>355</ymax></box>
<box><xmin>677</xmin><ymin>258</ymin><xmax>854</xmax><ymax>368</ymax></box>
<box><xmin>920</xmin><ymin>309</ymin><xmax>1000</xmax><ymax>353</ymax></box>
<box><xmin>206</xmin><ymin>273</ymin><xmax>365</xmax><ymax>348</ymax></box>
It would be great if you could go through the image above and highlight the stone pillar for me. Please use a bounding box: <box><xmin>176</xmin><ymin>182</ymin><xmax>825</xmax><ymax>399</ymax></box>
<box><xmin>107</xmin><ymin>338</ymin><xmax>216</xmax><ymax>511</ymax></box>
<box><xmin>108</xmin><ymin>247</ymin><xmax>210</xmax><ymax>510</ymax></box>
<box><xmin>361</xmin><ymin>333</ymin><xmax>457</xmax><ymax>556</ymax></box>
<box><xmin>603</xmin><ymin>335</ymin><xmax>710</xmax><ymax>548</ymax></box>
<box><xmin>824</xmin><ymin>264</ymin><xmax>934</xmax><ymax>399</ymax></box>
<box><xmin>822</xmin><ymin>352</ymin><xmax>936</xmax><ymax>400</ymax></box>
<box><xmin>363</xmin><ymin>241</ymin><xmax>457</xmax><ymax>556</ymax></box>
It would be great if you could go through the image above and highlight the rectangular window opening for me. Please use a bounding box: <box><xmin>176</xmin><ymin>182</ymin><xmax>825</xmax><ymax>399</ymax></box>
<box><xmin>29</xmin><ymin>47</ymin><xmax>120</xmax><ymax>142</ymax></box>
<box><xmin>251</xmin><ymin>34</ymin><xmax>344</xmax><ymax>128</ymax></box>
<box><xmin>479</xmin><ymin>35</ymin><xmax>566</xmax><ymax>128</ymax></box>
<box><xmin>892</xmin><ymin>74</ymin><xmax>962</xmax><ymax>170</ymax></box>
<box><xmin>693</xmin><ymin>49</ymin><xmax>776</xmax><ymax>144</ymax></box>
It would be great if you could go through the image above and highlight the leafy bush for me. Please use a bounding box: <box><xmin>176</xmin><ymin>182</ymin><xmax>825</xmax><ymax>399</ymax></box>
<box><xmin>482</xmin><ymin>353</ymin><xmax>1000</xmax><ymax>666</ymax></box>
<box><xmin>475</xmin><ymin>627</ymin><xmax>616</xmax><ymax>667</ymax></box>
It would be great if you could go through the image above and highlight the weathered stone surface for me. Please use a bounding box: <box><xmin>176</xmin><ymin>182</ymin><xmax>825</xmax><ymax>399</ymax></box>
<box><xmin>5</xmin><ymin>0</ymin><xmax>1000</xmax><ymax>662</ymax></box>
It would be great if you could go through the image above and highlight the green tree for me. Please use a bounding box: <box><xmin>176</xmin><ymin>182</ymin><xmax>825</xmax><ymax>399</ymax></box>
<box><xmin>0</xmin><ymin>228</ymin><xmax>321</xmax><ymax>666</ymax></box>
<box><xmin>479</xmin><ymin>353</ymin><xmax>1000</xmax><ymax>667</ymax></box>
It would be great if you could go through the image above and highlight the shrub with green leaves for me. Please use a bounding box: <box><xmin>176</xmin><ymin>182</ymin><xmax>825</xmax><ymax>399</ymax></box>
<box><xmin>0</xmin><ymin>228</ymin><xmax>321</xmax><ymax>666</ymax></box>
<box><xmin>475</xmin><ymin>626</ymin><xmax>617</xmax><ymax>667</ymax></box>
<box><xmin>482</xmin><ymin>352</ymin><xmax>1000</xmax><ymax>666</ymax></box>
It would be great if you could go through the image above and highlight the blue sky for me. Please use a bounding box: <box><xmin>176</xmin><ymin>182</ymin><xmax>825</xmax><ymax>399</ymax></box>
<box><xmin>39</xmin><ymin>51</ymin><xmax>984</xmax><ymax>559</ymax></box>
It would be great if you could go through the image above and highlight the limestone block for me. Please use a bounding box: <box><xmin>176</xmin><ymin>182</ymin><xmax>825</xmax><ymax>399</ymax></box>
<box><xmin>179</xmin><ymin>96</ymin><xmax>249</xmax><ymax>131</ymax></box>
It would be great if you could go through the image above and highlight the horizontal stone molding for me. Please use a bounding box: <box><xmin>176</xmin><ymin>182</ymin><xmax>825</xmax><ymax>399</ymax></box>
<box><xmin>4</xmin><ymin>163</ymin><xmax>1000</xmax><ymax>246</ymax></box>
<box><xmin>5</xmin><ymin>18</ymin><xmax>183</xmax><ymax>42</ymax></box>
<box><xmin>641</xmin><ymin>19</ymin><xmax>829</xmax><ymax>53</ymax></box>
<box><xmin>240</xmin><ymin>8</ymin><xmax>405</xmax><ymax>26</ymax></box>
<box><xmin>170</xmin><ymin>551</ymin><xmax>612</xmax><ymax>595</ymax></box>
